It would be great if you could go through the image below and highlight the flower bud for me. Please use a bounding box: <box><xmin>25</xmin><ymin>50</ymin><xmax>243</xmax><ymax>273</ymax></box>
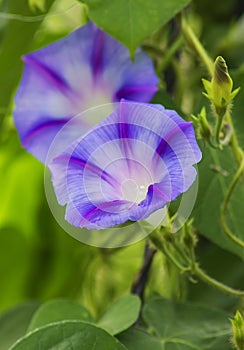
<box><xmin>231</xmin><ymin>311</ymin><xmax>244</xmax><ymax>350</ymax></box>
<box><xmin>192</xmin><ymin>107</ymin><xmax>212</xmax><ymax>145</ymax></box>
<box><xmin>202</xmin><ymin>56</ymin><xmax>240</xmax><ymax>117</ymax></box>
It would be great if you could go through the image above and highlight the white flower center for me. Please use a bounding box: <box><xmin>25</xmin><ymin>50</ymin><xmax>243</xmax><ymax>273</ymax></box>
<box><xmin>121</xmin><ymin>179</ymin><xmax>148</xmax><ymax>203</ymax></box>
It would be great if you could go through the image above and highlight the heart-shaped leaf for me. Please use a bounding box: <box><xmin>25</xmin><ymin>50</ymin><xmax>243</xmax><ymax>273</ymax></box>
<box><xmin>10</xmin><ymin>321</ymin><xmax>127</xmax><ymax>350</ymax></box>
<box><xmin>80</xmin><ymin>0</ymin><xmax>191</xmax><ymax>55</ymax></box>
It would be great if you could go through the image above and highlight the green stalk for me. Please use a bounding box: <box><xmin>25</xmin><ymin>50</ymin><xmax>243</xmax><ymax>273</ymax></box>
<box><xmin>180</xmin><ymin>16</ymin><xmax>214</xmax><ymax>76</ymax></box>
<box><xmin>193</xmin><ymin>264</ymin><xmax>244</xmax><ymax>297</ymax></box>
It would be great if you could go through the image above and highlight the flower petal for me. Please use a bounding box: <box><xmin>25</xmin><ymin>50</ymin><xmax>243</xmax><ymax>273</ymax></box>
<box><xmin>50</xmin><ymin>101</ymin><xmax>201</xmax><ymax>229</ymax></box>
<box><xmin>14</xmin><ymin>22</ymin><xmax>158</xmax><ymax>163</ymax></box>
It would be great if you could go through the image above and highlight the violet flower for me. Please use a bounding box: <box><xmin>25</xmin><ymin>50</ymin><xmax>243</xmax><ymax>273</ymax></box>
<box><xmin>14</xmin><ymin>22</ymin><xmax>159</xmax><ymax>163</ymax></box>
<box><xmin>49</xmin><ymin>101</ymin><xmax>202</xmax><ymax>230</ymax></box>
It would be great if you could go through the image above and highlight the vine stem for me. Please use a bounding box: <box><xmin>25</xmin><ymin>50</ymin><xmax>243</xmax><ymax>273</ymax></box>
<box><xmin>193</xmin><ymin>264</ymin><xmax>244</xmax><ymax>297</ymax></box>
<box><xmin>157</xmin><ymin>36</ymin><xmax>183</xmax><ymax>73</ymax></box>
<box><xmin>150</xmin><ymin>229</ymin><xmax>244</xmax><ymax>297</ymax></box>
<box><xmin>225</xmin><ymin>111</ymin><xmax>244</xmax><ymax>165</ymax></box>
<box><xmin>221</xmin><ymin>156</ymin><xmax>244</xmax><ymax>249</ymax></box>
<box><xmin>180</xmin><ymin>15</ymin><xmax>214</xmax><ymax>76</ymax></box>
<box><xmin>131</xmin><ymin>241</ymin><xmax>156</xmax><ymax>326</ymax></box>
<box><xmin>131</xmin><ymin>241</ymin><xmax>156</xmax><ymax>300</ymax></box>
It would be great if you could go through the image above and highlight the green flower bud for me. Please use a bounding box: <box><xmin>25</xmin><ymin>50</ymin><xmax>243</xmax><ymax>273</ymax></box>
<box><xmin>192</xmin><ymin>107</ymin><xmax>212</xmax><ymax>145</ymax></box>
<box><xmin>202</xmin><ymin>56</ymin><xmax>240</xmax><ymax>117</ymax></box>
<box><xmin>231</xmin><ymin>311</ymin><xmax>244</xmax><ymax>350</ymax></box>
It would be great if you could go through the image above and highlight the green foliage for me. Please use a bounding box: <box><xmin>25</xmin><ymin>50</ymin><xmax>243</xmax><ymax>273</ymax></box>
<box><xmin>0</xmin><ymin>0</ymin><xmax>243</xmax><ymax>349</ymax></box>
<box><xmin>97</xmin><ymin>295</ymin><xmax>141</xmax><ymax>335</ymax></box>
<box><xmin>0</xmin><ymin>303</ymin><xmax>40</xmax><ymax>350</ymax></box>
<box><xmin>10</xmin><ymin>321</ymin><xmax>127</xmax><ymax>350</ymax></box>
<box><xmin>187</xmin><ymin>243</ymin><xmax>244</xmax><ymax>311</ymax></box>
<box><xmin>193</xmin><ymin>146</ymin><xmax>244</xmax><ymax>260</ymax></box>
<box><xmin>232</xmin><ymin>68</ymin><xmax>244</xmax><ymax>146</ymax></box>
<box><xmin>27</xmin><ymin>299</ymin><xmax>93</xmax><ymax>332</ymax></box>
<box><xmin>118</xmin><ymin>328</ymin><xmax>162</xmax><ymax>350</ymax></box>
<box><xmin>80</xmin><ymin>0</ymin><xmax>191</xmax><ymax>55</ymax></box>
<box><xmin>143</xmin><ymin>297</ymin><xmax>231</xmax><ymax>349</ymax></box>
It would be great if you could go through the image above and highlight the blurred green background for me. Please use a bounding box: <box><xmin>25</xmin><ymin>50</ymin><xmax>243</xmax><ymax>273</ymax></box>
<box><xmin>0</xmin><ymin>0</ymin><xmax>243</xmax><ymax>324</ymax></box>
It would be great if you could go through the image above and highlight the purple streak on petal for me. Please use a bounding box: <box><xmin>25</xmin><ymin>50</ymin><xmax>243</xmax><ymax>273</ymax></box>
<box><xmin>23</xmin><ymin>55</ymin><xmax>73</xmax><ymax>96</ymax></box>
<box><xmin>78</xmin><ymin>200</ymin><xmax>130</xmax><ymax>228</ymax></box>
<box><xmin>149</xmin><ymin>183</ymin><xmax>171</xmax><ymax>203</ymax></box>
<box><xmin>21</xmin><ymin>118</ymin><xmax>76</xmax><ymax>162</ymax></box>
<box><xmin>139</xmin><ymin>166</ymin><xmax>197</xmax><ymax>220</ymax></box>
<box><xmin>115</xmin><ymin>86</ymin><xmax>158</xmax><ymax>101</ymax></box>
<box><xmin>91</xmin><ymin>28</ymin><xmax>105</xmax><ymax>77</ymax></box>
<box><xmin>65</xmin><ymin>199</ymin><xmax>136</xmax><ymax>229</ymax></box>
<box><xmin>155</xmin><ymin>123</ymin><xmax>192</xmax><ymax>156</ymax></box>
<box><xmin>102</xmin><ymin>46</ymin><xmax>159</xmax><ymax>102</ymax></box>
<box><xmin>118</xmin><ymin>101</ymin><xmax>132</xmax><ymax>165</ymax></box>
<box><xmin>66</xmin><ymin>155</ymin><xmax>117</xmax><ymax>187</ymax></box>
<box><xmin>22</xmin><ymin>118</ymin><xmax>70</xmax><ymax>146</ymax></box>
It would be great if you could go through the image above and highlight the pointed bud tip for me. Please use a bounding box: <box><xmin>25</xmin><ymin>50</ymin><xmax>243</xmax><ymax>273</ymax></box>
<box><xmin>214</xmin><ymin>56</ymin><xmax>230</xmax><ymax>85</ymax></box>
<box><xmin>231</xmin><ymin>311</ymin><xmax>244</xmax><ymax>350</ymax></box>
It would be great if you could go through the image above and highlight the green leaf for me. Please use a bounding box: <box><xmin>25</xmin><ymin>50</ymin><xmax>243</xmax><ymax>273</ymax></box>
<box><xmin>28</xmin><ymin>299</ymin><xmax>93</xmax><ymax>332</ymax></box>
<box><xmin>0</xmin><ymin>302</ymin><xmax>40</xmax><ymax>350</ymax></box>
<box><xmin>81</xmin><ymin>0</ymin><xmax>191</xmax><ymax>55</ymax></box>
<box><xmin>10</xmin><ymin>321</ymin><xmax>127</xmax><ymax>350</ymax></box>
<box><xmin>117</xmin><ymin>328</ymin><xmax>162</xmax><ymax>350</ymax></box>
<box><xmin>231</xmin><ymin>67</ymin><xmax>244</xmax><ymax>148</ymax></box>
<box><xmin>97</xmin><ymin>295</ymin><xmax>141</xmax><ymax>335</ymax></box>
<box><xmin>143</xmin><ymin>297</ymin><xmax>231</xmax><ymax>349</ymax></box>
<box><xmin>193</xmin><ymin>146</ymin><xmax>244</xmax><ymax>260</ymax></box>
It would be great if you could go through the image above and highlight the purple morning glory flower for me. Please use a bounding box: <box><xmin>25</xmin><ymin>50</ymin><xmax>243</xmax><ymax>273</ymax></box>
<box><xmin>49</xmin><ymin>101</ymin><xmax>202</xmax><ymax>230</ymax></box>
<box><xmin>13</xmin><ymin>22</ymin><xmax>159</xmax><ymax>163</ymax></box>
